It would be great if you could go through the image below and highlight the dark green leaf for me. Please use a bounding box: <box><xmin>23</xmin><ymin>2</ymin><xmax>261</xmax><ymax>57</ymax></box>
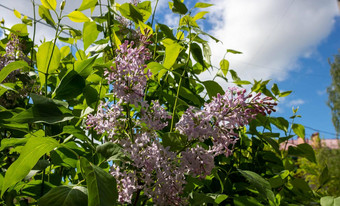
<box><xmin>190</xmin><ymin>43</ymin><xmax>205</xmax><ymax>68</ymax></box>
<box><xmin>172</xmin><ymin>0</ymin><xmax>188</xmax><ymax>14</ymax></box>
<box><xmin>157</xmin><ymin>23</ymin><xmax>176</xmax><ymax>39</ymax></box>
<box><xmin>54</xmin><ymin>70</ymin><xmax>86</xmax><ymax>100</ymax></box>
<box><xmin>270</xmin><ymin>117</ymin><xmax>289</xmax><ymax>133</ymax></box>
<box><xmin>96</xmin><ymin>142</ymin><xmax>125</xmax><ymax>161</ymax></box>
<box><xmin>80</xmin><ymin>157</ymin><xmax>118</xmax><ymax>206</ymax></box>
<box><xmin>234</xmin><ymin>196</ymin><xmax>263</xmax><ymax>206</ymax></box>
<box><xmin>1</xmin><ymin>136</ymin><xmax>59</xmax><ymax>196</ymax></box>
<box><xmin>288</xmin><ymin>143</ymin><xmax>316</xmax><ymax>163</ymax></box>
<box><xmin>238</xmin><ymin>169</ymin><xmax>275</xmax><ymax>203</ymax></box>
<box><xmin>227</xmin><ymin>49</ymin><xmax>242</xmax><ymax>54</ymax></box>
<box><xmin>162</xmin><ymin>132</ymin><xmax>187</xmax><ymax>152</ymax></box>
<box><xmin>39</xmin><ymin>185</ymin><xmax>88</xmax><ymax>206</ymax></box>
<box><xmin>119</xmin><ymin>3</ymin><xmax>143</xmax><ymax>23</ymax></box>
<box><xmin>136</xmin><ymin>1</ymin><xmax>152</xmax><ymax>22</ymax></box>
<box><xmin>271</xmin><ymin>83</ymin><xmax>280</xmax><ymax>96</ymax></box>
<box><xmin>179</xmin><ymin>87</ymin><xmax>201</xmax><ymax>106</ymax></box>
<box><xmin>319</xmin><ymin>165</ymin><xmax>330</xmax><ymax>187</ymax></box>
<box><xmin>202</xmin><ymin>80</ymin><xmax>225</xmax><ymax>99</ymax></box>
<box><xmin>75</xmin><ymin>56</ymin><xmax>97</xmax><ymax>78</ymax></box>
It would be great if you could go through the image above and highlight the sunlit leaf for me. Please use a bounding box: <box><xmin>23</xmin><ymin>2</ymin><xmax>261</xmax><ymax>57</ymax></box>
<box><xmin>68</xmin><ymin>11</ymin><xmax>90</xmax><ymax>22</ymax></box>
<box><xmin>1</xmin><ymin>136</ymin><xmax>59</xmax><ymax>197</ymax></box>
<box><xmin>38</xmin><ymin>5</ymin><xmax>55</xmax><ymax>26</ymax></box>
<box><xmin>83</xmin><ymin>22</ymin><xmax>100</xmax><ymax>51</ymax></box>
<box><xmin>194</xmin><ymin>2</ymin><xmax>213</xmax><ymax>8</ymax></box>
<box><xmin>0</xmin><ymin>61</ymin><xmax>29</xmax><ymax>83</ymax></box>
<box><xmin>162</xmin><ymin>39</ymin><xmax>182</xmax><ymax>69</ymax></box>
<box><xmin>37</xmin><ymin>41</ymin><xmax>61</xmax><ymax>87</ymax></box>
<box><xmin>292</xmin><ymin>123</ymin><xmax>305</xmax><ymax>139</ymax></box>
<box><xmin>41</xmin><ymin>0</ymin><xmax>57</xmax><ymax>10</ymax></box>
<box><xmin>78</xmin><ymin>0</ymin><xmax>97</xmax><ymax>11</ymax></box>
<box><xmin>13</xmin><ymin>10</ymin><xmax>21</xmax><ymax>19</ymax></box>
<box><xmin>220</xmin><ymin>59</ymin><xmax>229</xmax><ymax>76</ymax></box>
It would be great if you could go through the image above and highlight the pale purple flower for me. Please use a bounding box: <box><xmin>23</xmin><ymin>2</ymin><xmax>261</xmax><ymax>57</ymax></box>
<box><xmin>105</xmin><ymin>40</ymin><xmax>151</xmax><ymax>106</ymax></box>
<box><xmin>140</xmin><ymin>100</ymin><xmax>171</xmax><ymax>130</ymax></box>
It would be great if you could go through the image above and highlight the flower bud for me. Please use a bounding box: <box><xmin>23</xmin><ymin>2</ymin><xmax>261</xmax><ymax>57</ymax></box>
<box><xmin>60</xmin><ymin>0</ymin><xmax>66</xmax><ymax>10</ymax></box>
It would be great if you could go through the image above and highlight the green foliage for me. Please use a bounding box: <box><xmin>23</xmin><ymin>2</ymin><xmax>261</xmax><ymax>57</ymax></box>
<box><xmin>0</xmin><ymin>0</ymin><xmax>331</xmax><ymax>205</ymax></box>
<box><xmin>327</xmin><ymin>51</ymin><xmax>340</xmax><ymax>136</ymax></box>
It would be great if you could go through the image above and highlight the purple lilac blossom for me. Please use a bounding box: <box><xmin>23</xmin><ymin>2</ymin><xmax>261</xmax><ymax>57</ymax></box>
<box><xmin>140</xmin><ymin>100</ymin><xmax>171</xmax><ymax>130</ymax></box>
<box><xmin>176</xmin><ymin>87</ymin><xmax>277</xmax><ymax>157</ymax></box>
<box><xmin>105</xmin><ymin>40</ymin><xmax>151</xmax><ymax>106</ymax></box>
<box><xmin>111</xmin><ymin>132</ymin><xmax>186</xmax><ymax>205</ymax></box>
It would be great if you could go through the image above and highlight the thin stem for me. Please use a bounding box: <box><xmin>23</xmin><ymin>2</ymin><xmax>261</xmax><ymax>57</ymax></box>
<box><xmin>30</xmin><ymin>0</ymin><xmax>36</xmax><ymax>67</ymax></box>
<box><xmin>107</xmin><ymin>0</ymin><xmax>115</xmax><ymax>55</ymax></box>
<box><xmin>150</xmin><ymin>0</ymin><xmax>159</xmax><ymax>27</ymax></box>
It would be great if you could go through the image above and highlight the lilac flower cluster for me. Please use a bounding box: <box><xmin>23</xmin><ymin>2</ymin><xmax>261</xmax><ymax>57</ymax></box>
<box><xmin>140</xmin><ymin>100</ymin><xmax>171</xmax><ymax>130</ymax></box>
<box><xmin>111</xmin><ymin>132</ymin><xmax>186</xmax><ymax>205</ymax></box>
<box><xmin>86</xmin><ymin>102</ymin><xmax>125</xmax><ymax>138</ymax></box>
<box><xmin>105</xmin><ymin>40</ymin><xmax>151</xmax><ymax>106</ymax></box>
<box><xmin>176</xmin><ymin>87</ymin><xmax>277</xmax><ymax>157</ymax></box>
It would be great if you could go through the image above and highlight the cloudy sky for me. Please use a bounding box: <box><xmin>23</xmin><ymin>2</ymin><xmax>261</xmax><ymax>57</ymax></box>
<box><xmin>1</xmin><ymin>0</ymin><xmax>340</xmax><ymax>138</ymax></box>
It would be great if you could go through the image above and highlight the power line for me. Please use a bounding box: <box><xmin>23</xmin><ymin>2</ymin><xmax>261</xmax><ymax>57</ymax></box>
<box><xmin>0</xmin><ymin>3</ymin><xmax>70</xmax><ymax>36</ymax></box>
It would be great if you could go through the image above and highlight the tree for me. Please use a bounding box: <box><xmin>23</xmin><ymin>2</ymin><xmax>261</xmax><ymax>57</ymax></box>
<box><xmin>327</xmin><ymin>51</ymin><xmax>340</xmax><ymax>137</ymax></box>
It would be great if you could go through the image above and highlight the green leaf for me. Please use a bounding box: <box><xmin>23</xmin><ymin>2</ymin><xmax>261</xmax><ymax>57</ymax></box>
<box><xmin>54</xmin><ymin>70</ymin><xmax>85</xmax><ymax>100</ymax></box>
<box><xmin>157</xmin><ymin>23</ymin><xmax>176</xmax><ymax>40</ymax></box>
<box><xmin>13</xmin><ymin>10</ymin><xmax>21</xmax><ymax>19</ymax></box>
<box><xmin>220</xmin><ymin>59</ymin><xmax>229</xmax><ymax>76</ymax></box>
<box><xmin>119</xmin><ymin>3</ymin><xmax>143</xmax><ymax>23</ymax></box>
<box><xmin>37</xmin><ymin>41</ymin><xmax>61</xmax><ymax>87</ymax></box>
<box><xmin>202</xmin><ymin>42</ymin><xmax>211</xmax><ymax>65</ymax></box>
<box><xmin>147</xmin><ymin>62</ymin><xmax>166</xmax><ymax>79</ymax></box>
<box><xmin>60</xmin><ymin>46</ymin><xmax>71</xmax><ymax>59</ymax></box>
<box><xmin>1</xmin><ymin>136</ymin><xmax>59</xmax><ymax>197</ymax></box>
<box><xmin>41</xmin><ymin>0</ymin><xmax>57</xmax><ymax>10</ymax></box>
<box><xmin>51</xmin><ymin>147</ymin><xmax>78</xmax><ymax>168</ymax></box>
<box><xmin>0</xmin><ymin>61</ymin><xmax>29</xmax><ymax>83</ymax></box>
<box><xmin>238</xmin><ymin>169</ymin><xmax>275</xmax><ymax>203</ymax></box>
<box><xmin>292</xmin><ymin>123</ymin><xmax>305</xmax><ymax>139</ymax></box>
<box><xmin>96</xmin><ymin>142</ymin><xmax>125</xmax><ymax>161</ymax></box>
<box><xmin>229</xmin><ymin>69</ymin><xmax>240</xmax><ymax>81</ymax></box>
<box><xmin>233</xmin><ymin>80</ymin><xmax>251</xmax><ymax>85</ymax></box>
<box><xmin>227</xmin><ymin>49</ymin><xmax>242</xmax><ymax>54</ymax></box>
<box><xmin>9</xmin><ymin>94</ymin><xmax>73</xmax><ymax>124</ymax></box>
<box><xmin>39</xmin><ymin>185</ymin><xmax>88</xmax><ymax>206</ymax></box>
<box><xmin>83</xmin><ymin>22</ymin><xmax>100</xmax><ymax>51</ymax></box>
<box><xmin>319</xmin><ymin>165</ymin><xmax>329</xmax><ymax>187</ymax></box>
<box><xmin>288</xmin><ymin>143</ymin><xmax>316</xmax><ymax>163</ymax></box>
<box><xmin>193</xmin><ymin>11</ymin><xmax>209</xmax><ymax>21</ymax></box>
<box><xmin>320</xmin><ymin>196</ymin><xmax>340</xmax><ymax>206</ymax></box>
<box><xmin>78</xmin><ymin>0</ymin><xmax>97</xmax><ymax>11</ymax></box>
<box><xmin>38</xmin><ymin>5</ymin><xmax>55</xmax><ymax>26</ymax></box>
<box><xmin>10</xmin><ymin>24</ymin><xmax>28</xmax><ymax>36</ymax></box>
<box><xmin>68</xmin><ymin>11</ymin><xmax>90</xmax><ymax>22</ymax></box>
<box><xmin>80</xmin><ymin>157</ymin><xmax>118</xmax><ymax>206</ymax></box>
<box><xmin>194</xmin><ymin>2</ymin><xmax>213</xmax><ymax>8</ymax></box>
<box><xmin>172</xmin><ymin>0</ymin><xmax>188</xmax><ymax>14</ymax></box>
<box><xmin>190</xmin><ymin>43</ymin><xmax>205</xmax><ymax>67</ymax></box>
<box><xmin>271</xmin><ymin>83</ymin><xmax>280</xmax><ymax>96</ymax></box>
<box><xmin>202</xmin><ymin>80</ymin><xmax>225</xmax><ymax>99</ymax></box>
<box><xmin>162</xmin><ymin>132</ymin><xmax>187</xmax><ymax>152</ymax></box>
<box><xmin>234</xmin><ymin>196</ymin><xmax>263</xmax><ymax>206</ymax></box>
<box><xmin>136</xmin><ymin>1</ymin><xmax>152</xmax><ymax>22</ymax></box>
<box><xmin>279</xmin><ymin>90</ymin><xmax>292</xmax><ymax>97</ymax></box>
<box><xmin>75</xmin><ymin>56</ymin><xmax>97</xmax><ymax>78</ymax></box>
<box><xmin>179</xmin><ymin>87</ymin><xmax>201</xmax><ymax>106</ymax></box>
<box><xmin>0</xmin><ymin>138</ymin><xmax>28</xmax><ymax>151</ymax></box>
<box><xmin>270</xmin><ymin>117</ymin><xmax>289</xmax><ymax>133</ymax></box>
<box><xmin>162</xmin><ymin>39</ymin><xmax>182</xmax><ymax>69</ymax></box>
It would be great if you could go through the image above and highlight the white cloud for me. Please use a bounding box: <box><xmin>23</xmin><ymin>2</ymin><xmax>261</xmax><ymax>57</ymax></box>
<box><xmin>286</xmin><ymin>99</ymin><xmax>305</xmax><ymax>108</ymax></box>
<box><xmin>202</xmin><ymin>0</ymin><xmax>339</xmax><ymax>84</ymax></box>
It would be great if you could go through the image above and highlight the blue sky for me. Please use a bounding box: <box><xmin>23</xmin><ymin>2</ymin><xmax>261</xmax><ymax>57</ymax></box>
<box><xmin>1</xmin><ymin>0</ymin><xmax>339</xmax><ymax>139</ymax></box>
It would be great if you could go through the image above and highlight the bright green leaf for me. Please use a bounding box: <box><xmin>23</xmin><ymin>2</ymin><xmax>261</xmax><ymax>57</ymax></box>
<box><xmin>60</xmin><ymin>46</ymin><xmax>70</xmax><ymax>59</ymax></box>
<box><xmin>1</xmin><ymin>136</ymin><xmax>59</xmax><ymax>196</ymax></box>
<box><xmin>13</xmin><ymin>10</ymin><xmax>21</xmax><ymax>19</ymax></box>
<box><xmin>0</xmin><ymin>61</ymin><xmax>29</xmax><ymax>83</ymax></box>
<box><xmin>68</xmin><ymin>11</ymin><xmax>90</xmax><ymax>22</ymax></box>
<box><xmin>37</xmin><ymin>41</ymin><xmax>61</xmax><ymax>87</ymax></box>
<box><xmin>83</xmin><ymin>22</ymin><xmax>100</xmax><ymax>51</ymax></box>
<box><xmin>220</xmin><ymin>59</ymin><xmax>229</xmax><ymax>76</ymax></box>
<box><xmin>38</xmin><ymin>5</ymin><xmax>55</xmax><ymax>26</ymax></box>
<box><xmin>193</xmin><ymin>11</ymin><xmax>209</xmax><ymax>21</ymax></box>
<box><xmin>78</xmin><ymin>0</ymin><xmax>97</xmax><ymax>11</ymax></box>
<box><xmin>194</xmin><ymin>2</ymin><xmax>213</xmax><ymax>8</ymax></box>
<box><xmin>162</xmin><ymin>39</ymin><xmax>182</xmax><ymax>69</ymax></box>
<box><xmin>74</xmin><ymin>56</ymin><xmax>97</xmax><ymax>78</ymax></box>
<box><xmin>41</xmin><ymin>0</ymin><xmax>57</xmax><ymax>10</ymax></box>
<box><xmin>292</xmin><ymin>123</ymin><xmax>305</xmax><ymax>139</ymax></box>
